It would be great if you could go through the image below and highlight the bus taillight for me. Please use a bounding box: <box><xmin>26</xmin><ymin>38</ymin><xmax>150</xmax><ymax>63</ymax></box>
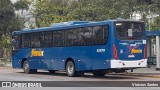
<box><xmin>113</xmin><ymin>44</ymin><xmax>118</xmax><ymax>60</ymax></box>
<box><xmin>144</xmin><ymin>45</ymin><xmax>147</xmax><ymax>59</ymax></box>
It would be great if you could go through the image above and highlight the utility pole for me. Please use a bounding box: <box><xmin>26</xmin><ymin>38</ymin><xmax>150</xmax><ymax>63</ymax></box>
<box><xmin>156</xmin><ymin>36</ymin><xmax>160</xmax><ymax>70</ymax></box>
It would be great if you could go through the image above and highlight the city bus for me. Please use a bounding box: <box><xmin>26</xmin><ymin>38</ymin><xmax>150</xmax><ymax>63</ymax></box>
<box><xmin>12</xmin><ymin>19</ymin><xmax>147</xmax><ymax>77</ymax></box>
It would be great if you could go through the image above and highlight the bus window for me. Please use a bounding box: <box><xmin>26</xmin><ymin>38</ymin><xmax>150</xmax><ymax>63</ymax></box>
<box><xmin>53</xmin><ymin>31</ymin><xmax>64</xmax><ymax>46</ymax></box>
<box><xmin>79</xmin><ymin>27</ymin><xmax>93</xmax><ymax>45</ymax></box>
<box><xmin>65</xmin><ymin>29</ymin><xmax>79</xmax><ymax>46</ymax></box>
<box><xmin>115</xmin><ymin>22</ymin><xmax>144</xmax><ymax>40</ymax></box>
<box><xmin>130</xmin><ymin>23</ymin><xmax>143</xmax><ymax>37</ymax></box>
<box><xmin>12</xmin><ymin>35</ymin><xmax>20</xmax><ymax>50</ymax></box>
<box><xmin>42</xmin><ymin>32</ymin><xmax>52</xmax><ymax>47</ymax></box>
<box><xmin>21</xmin><ymin>33</ymin><xmax>31</xmax><ymax>48</ymax></box>
<box><xmin>93</xmin><ymin>25</ymin><xmax>108</xmax><ymax>45</ymax></box>
<box><xmin>30</xmin><ymin>32</ymin><xmax>41</xmax><ymax>48</ymax></box>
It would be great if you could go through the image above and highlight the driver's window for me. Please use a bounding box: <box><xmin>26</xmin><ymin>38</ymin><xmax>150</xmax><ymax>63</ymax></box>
<box><xmin>12</xmin><ymin>35</ymin><xmax>20</xmax><ymax>50</ymax></box>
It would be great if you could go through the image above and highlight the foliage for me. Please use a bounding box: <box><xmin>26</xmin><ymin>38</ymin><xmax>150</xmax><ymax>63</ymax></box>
<box><xmin>0</xmin><ymin>34</ymin><xmax>12</xmax><ymax>61</ymax></box>
<box><xmin>14</xmin><ymin>0</ymin><xmax>31</xmax><ymax>14</ymax></box>
<box><xmin>0</xmin><ymin>0</ymin><xmax>25</xmax><ymax>35</ymax></box>
<box><xmin>0</xmin><ymin>0</ymin><xmax>14</xmax><ymax>35</ymax></box>
<box><xmin>149</xmin><ymin>16</ymin><xmax>160</xmax><ymax>30</ymax></box>
<box><xmin>1</xmin><ymin>35</ymin><xmax>11</xmax><ymax>48</ymax></box>
<box><xmin>32</xmin><ymin>0</ymin><xmax>160</xmax><ymax>29</ymax></box>
<box><xmin>33</xmin><ymin>0</ymin><xmax>71</xmax><ymax>27</ymax></box>
<box><xmin>0</xmin><ymin>0</ymin><xmax>25</xmax><ymax>61</ymax></box>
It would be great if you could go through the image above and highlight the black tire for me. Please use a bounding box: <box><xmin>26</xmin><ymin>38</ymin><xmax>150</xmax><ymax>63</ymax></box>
<box><xmin>48</xmin><ymin>70</ymin><xmax>56</xmax><ymax>74</ymax></box>
<box><xmin>93</xmin><ymin>71</ymin><xmax>106</xmax><ymax>77</ymax></box>
<box><xmin>23</xmin><ymin>60</ymin><xmax>37</xmax><ymax>74</ymax></box>
<box><xmin>66</xmin><ymin>61</ymin><xmax>76</xmax><ymax>77</ymax></box>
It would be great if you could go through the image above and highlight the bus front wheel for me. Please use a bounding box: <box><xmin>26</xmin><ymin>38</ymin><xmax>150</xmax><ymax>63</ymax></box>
<box><xmin>23</xmin><ymin>60</ymin><xmax>37</xmax><ymax>74</ymax></box>
<box><xmin>66</xmin><ymin>61</ymin><xmax>76</xmax><ymax>77</ymax></box>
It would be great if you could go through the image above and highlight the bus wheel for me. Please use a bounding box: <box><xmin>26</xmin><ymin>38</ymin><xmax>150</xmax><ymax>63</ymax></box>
<box><xmin>48</xmin><ymin>70</ymin><xmax>56</xmax><ymax>74</ymax></box>
<box><xmin>92</xmin><ymin>71</ymin><xmax>106</xmax><ymax>77</ymax></box>
<box><xmin>66</xmin><ymin>61</ymin><xmax>76</xmax><ymax>77</ymax></box>
<box><xmin>23</xmin><ymin>60</ymin><xmax>37</xmax><ymax>74</ymax></box>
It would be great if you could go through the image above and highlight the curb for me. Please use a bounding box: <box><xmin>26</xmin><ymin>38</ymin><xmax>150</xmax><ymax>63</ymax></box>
<box><xmin>126</xmin><ymin>73</ymin><xmax>160</xmax><ymax>78</ymax></box>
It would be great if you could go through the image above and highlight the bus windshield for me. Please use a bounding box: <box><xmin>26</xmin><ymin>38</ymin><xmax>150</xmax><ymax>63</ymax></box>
<box><xmin>115</xmin><ymin>21</ymin><xmax>144</xmax><ymax>40</ymax></box>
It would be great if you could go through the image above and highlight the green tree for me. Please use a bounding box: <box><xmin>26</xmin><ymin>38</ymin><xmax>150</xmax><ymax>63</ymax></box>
<box><xmin>32</xmin><ymin>0</ymin><xmax>160</xmax><ymax>30</ymax></box>
<box><xmin>0</xmin><ymin>0</ymin><xmax>24</xmax><ymax>35</ymax></box>
<box><xmin>33</xmin><ymin>0</ymin><xmax>143</xmax><ymax>27</ymax></box>
<box><xmin>0</xmin><ymin>0</ymin><xmax>15</xmax><ymax>35</ymax></box>
<box><xmin>33</xmin><ymin>0</ymin><xmax>122</xmax><ymax>27</ymax></box>
<box><xmin>0</xmin><ymin>0</ymin><xmax>24</xmax><ymax>62</ymax></box>
<box><xmin>68</xmin><ymin>0</ymin><xmax>117</xmax><ymax>21</ymax></box>
<box><xmin>14</xmin><ymin>0</ymin><xmax>31</xmax><ymax>14</ymax></box>
<box><xmin>34</xmin><ymin>0</ymin><xmax>72</xmax><ymax>27</ymax></box>
<box><xmin>149</xmin><ymin>16</ymin><xmax>160</xmax><ymax>30</ymax></box>
<box><xmin>0</xmin><ymin>35</ymin><xmax>12</xmax><ymax>62</ymax></box>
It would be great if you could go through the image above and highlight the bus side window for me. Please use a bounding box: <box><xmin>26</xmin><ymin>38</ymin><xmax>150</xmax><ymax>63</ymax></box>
<box><xmin>80</xmin><ymin>27</ymin><xmax>93</xmax><ymax>45</ymax></box>
<box><xmin>22</xmin><ymin>34</ymin><xmax>31</xmax><ymax>48</ymax></box>
<box><xmin>30</xmin><ymin>32</ymin><xmax>41</xmax><ymax>48</ymax></box>
<box><xmin>72</xmin><ymin>29</ymin><xmax>80</xmax><ymax>46</ymax></box>
<box><xmin>53</xmin><ymin>31</ymin><xmax>64</xmax><ymax>46</ymax></box>
<box><xmin>93</xmin><ymin>25</ymin><xmax>108</xmax><ymax>45</ymax></box>
<box><xmin>42</xmin><ymin>32</ymin><xmax>52</xmax><ymax>47</ymax></box>
<box><xmin>65</xmin><ymin>30</ymin><xmax>72</xmax><ymax>46</ymax></box>
<box><xmin>65</xmin><ymin>29</ymin><xmax>78</xmax><ymax>46</ymax></box>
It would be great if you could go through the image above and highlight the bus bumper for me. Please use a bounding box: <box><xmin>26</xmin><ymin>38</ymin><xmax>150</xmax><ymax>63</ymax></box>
<box><xmin>110</xmin><ymin>59</ymin><xmax>147</xmax><ymax>68</ymax></box>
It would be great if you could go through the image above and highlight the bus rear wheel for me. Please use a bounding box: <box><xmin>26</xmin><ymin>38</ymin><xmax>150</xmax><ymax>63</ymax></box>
<box><xmin>92</xmin><ymin>71</ymin><xmax>106</xmax><ymax>77</ymax></box>
<box><xmin>66</xmin><ymin>61</ymin><xmax>76</xmax><ymax>77</ymax></box>
<box><xmin>23</xmin><ymin>60</ymin><xmax>37</xmax><ymax>74</ymax></box>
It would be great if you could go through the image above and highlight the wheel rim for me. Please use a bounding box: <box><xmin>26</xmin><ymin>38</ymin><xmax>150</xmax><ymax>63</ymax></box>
<box><xmin>68</xmin><ymin>64</ymin><xmax>74</xmax><ymax>74</ymax></box>
<box><xmin>24</xmin><ymin>62</ymin><xmax>29</xmax><ymax>72</ymax></box>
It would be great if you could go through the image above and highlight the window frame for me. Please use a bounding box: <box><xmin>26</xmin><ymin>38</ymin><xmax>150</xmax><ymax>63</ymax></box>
<box><xmin>19</xmin><ymin>24</ymin><xmax>109</xmax><ymax>48</ymax></box>
<box><xmin>12</xmin><ymin>35</ymin><xmax>21</xmax><ymax>50</ymax></box>
<box><xmin>114</xmin><ymin>21</ymin><xmax>145</xmax><ymax>40</ymax></box>
<box><xmin>42</xmin><ymin>31</ymin><xmax>53</xmax><ymax>47</ymax></box>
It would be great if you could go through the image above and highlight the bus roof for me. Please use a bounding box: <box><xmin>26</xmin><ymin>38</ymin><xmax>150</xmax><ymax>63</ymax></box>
<box><xmin>12</xmin><ymin>19</ymin><xmax>143</xmax><ymax>35</ymax></box>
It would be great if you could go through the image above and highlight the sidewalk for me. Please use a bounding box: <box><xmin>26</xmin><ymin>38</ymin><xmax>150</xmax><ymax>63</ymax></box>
<box><xmin>0</xmin><ymin>62</ymin><xmax>12</xmax><ymax>67</ymax></box>
<box><xmin>0</xmin><ymin>61</ymin><xmax>5</xmax><ymax>67</ymax></box>
<box><xmin>127</xmin><ymin>65</ymin><xmax>160</xmax><ymax>74</ymax></box>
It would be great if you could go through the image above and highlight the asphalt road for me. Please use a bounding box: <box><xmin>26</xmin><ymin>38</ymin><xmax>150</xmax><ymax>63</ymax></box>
<box><xmin>0</xmin><ymin>67</ymin><xmax>160</xmax><ymax>90</ymax></box>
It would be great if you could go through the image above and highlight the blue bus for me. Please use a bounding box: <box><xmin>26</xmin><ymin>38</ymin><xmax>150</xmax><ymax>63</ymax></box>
<box><xmin>12</xmin><ymin>20</ymin><xmax>147</xmax><ymax>77</ymax></box>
